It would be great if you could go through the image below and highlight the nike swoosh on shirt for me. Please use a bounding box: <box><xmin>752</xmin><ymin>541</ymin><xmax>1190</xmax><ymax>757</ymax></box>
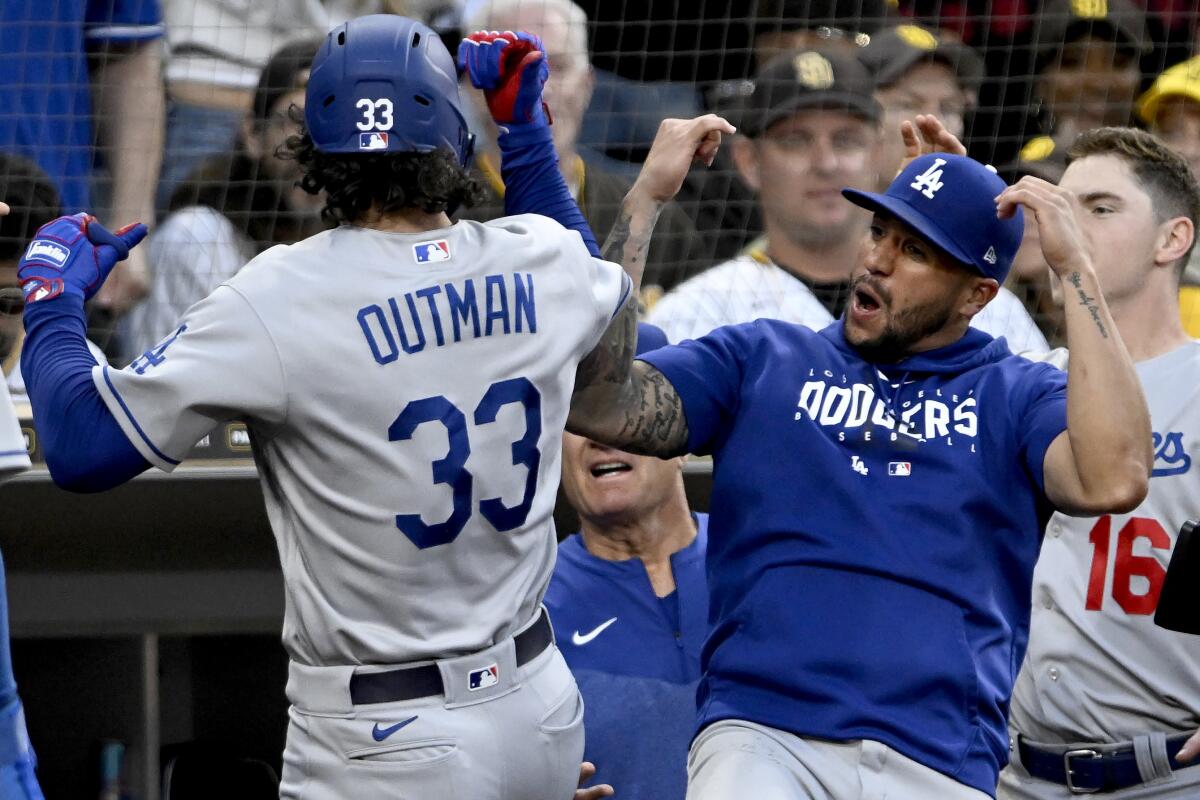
<box><xmin>371</xmin><ymin>716</ymin><xmax>418</xmax><ymax>742</ymax></box>
<box><xmin>572</xmin><ymin>617</ymin><xmax>618</xmax><ymax>646</ymax></box>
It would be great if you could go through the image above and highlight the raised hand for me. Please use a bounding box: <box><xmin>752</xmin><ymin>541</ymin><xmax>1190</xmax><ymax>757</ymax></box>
<box><xmin>995</xmin><ymin>176</ymin><xmax>1092</xmax><ymax>278</ymax></box>
<box><xmin>897</xmin><ymin>114</ymin><xmax>967</xmax><ymax>175</ymax></box>
<box><xmin>18</xmin><ymin>213</ymin><xmax>148</xmax><ymax>304</ymax></box>
<box><xmin>633</xmin><ymin>114</ymin><xmax>737</xmax><ymax>204</ymax></box>
<box><xmin>457</xmin><ymin>31</ymin><xmax>551</xmax><ymax>130</ymax></box>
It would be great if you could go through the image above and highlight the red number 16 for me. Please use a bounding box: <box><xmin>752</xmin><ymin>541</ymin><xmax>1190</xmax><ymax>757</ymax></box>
<box><xmin>1085</xmin><ymin>516</ymin><xmax>1171</xmax><ymax>615</ymax></box>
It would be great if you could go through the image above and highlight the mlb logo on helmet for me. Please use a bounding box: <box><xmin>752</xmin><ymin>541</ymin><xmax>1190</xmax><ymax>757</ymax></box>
<box><xmin>468</xmin><ymin>663</ymin><xmax>499</xmax><ymax>691</ymax></box>
<box><xmin>841</xmin><ymin>153</ymin><xmax>1024</xmax><ymax>285</ymax></box>
<box><xmin>888</xmin><ymin>461</ymin><xmax>912</xmax><ymax>477</ymax></box>
<box><xmin>413</xmin><ymin>240</ymin><xmax>451</xmax><ymax>263</ymax></box>
<box><xmin>359</xmin><ymin>132</ymin><xmax>389</xmax><ymax>151</ymax></box>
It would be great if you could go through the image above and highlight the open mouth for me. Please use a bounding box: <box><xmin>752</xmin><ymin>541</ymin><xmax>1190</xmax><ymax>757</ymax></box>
<box><xmin>853</xmin><ymin>285</ymin><xmax>882</xmax><ymax>314</ymax></box>
<box><xmin>590</xmin><ymin>461</ymin><xmax>633</xmax><ymax>479</ymax></box>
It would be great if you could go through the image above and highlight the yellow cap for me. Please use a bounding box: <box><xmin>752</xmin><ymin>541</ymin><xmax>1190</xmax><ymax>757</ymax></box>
<box><xmin>1019</xmin><ymin>136</ymin><xmax>1057</xmax><ymax>162</ymax></box>
<box><xmin>1137</xmin><ymin>55</ymin><xmax>1200</xmax><ymax>125</ymax></box>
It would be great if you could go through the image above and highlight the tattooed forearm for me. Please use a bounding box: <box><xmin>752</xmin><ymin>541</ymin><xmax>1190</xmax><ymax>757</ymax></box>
<box><xmin>614</xmin><ymin>364</ymin><xmax>689</xmax><ymax>456</ymax></box>
<box><xmin>575</xmin><ymin>295</ymin><xmax>638</xmax><ymax>390</ymax></box>
<box><xmin>1067</xmin><ymin>271</ymin><xmax>1109</xmax><ymax>339</ymax></box>
<box><xmin>600</xmin><ymin>192</ymin><xmax>663</xmax><ymax>290</ymax></box>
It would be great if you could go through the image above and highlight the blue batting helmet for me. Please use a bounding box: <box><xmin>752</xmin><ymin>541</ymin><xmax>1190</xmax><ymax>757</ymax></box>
<box><xmin>304</xmin><ymin>15</ymin><xmax>475</xmax><ymax>167</ymax></box>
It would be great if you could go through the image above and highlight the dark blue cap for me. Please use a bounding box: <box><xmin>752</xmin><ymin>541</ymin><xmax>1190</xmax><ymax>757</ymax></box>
<box><xmin>842</xmin><ymin>153</ymin><xmax>1023</xmax><ymax>283</ymax></box>
<box><xmin>636</xmin><ymin>323</ymin><xmax>669</xmax><ymax>356</ymax></box>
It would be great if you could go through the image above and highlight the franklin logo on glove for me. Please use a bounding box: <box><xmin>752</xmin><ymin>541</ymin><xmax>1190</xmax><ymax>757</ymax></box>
<box><xmin>24</xmin><ymin>240</ymin><xmax>69</xmax><ymax>267</ymax></box>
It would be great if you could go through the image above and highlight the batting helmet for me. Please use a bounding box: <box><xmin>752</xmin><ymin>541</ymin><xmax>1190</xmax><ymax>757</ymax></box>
<box><xmin>304</xmin><ymin>15</ymin><xmax>475</xmax><ymax>167</ymax></box>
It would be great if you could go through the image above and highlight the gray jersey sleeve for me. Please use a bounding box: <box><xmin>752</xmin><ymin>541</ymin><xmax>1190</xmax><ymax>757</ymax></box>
<box><xmin>93</xmin><ymin>285</ymin><xmax>287</xmax><ymax>471</ymax></box>
<box><xmin>555</xmin><ymin>226</ymin><xmax>631</xmax><ymax>357</ymax></box>
<box><xmin>0</xmin><ymin>378</ymin><xmax>31</xmax><ymax>482</ymax></box>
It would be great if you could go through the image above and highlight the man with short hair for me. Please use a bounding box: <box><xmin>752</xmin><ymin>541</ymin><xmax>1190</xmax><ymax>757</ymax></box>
<box><xmin>862</xmin><ymin>23</ymin><xmax>1048</xmax><ymax>353</ymax></box>
<box><xmin>547</xmin><ymin>324</ymin><xmax>708</xmax><ymax>800</ymax></box>
<box><xmin>1000</xmin><ymin>127</ymin><xmax>1200</xmax><ymax>799</ymax></box>
<box><xmin>568</xmin><ymin>116</ymin><xmax>1153</xmax><ymax>799</ymax></box>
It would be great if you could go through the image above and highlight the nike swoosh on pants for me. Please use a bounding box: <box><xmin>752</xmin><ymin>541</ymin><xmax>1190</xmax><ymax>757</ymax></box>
<box><xmin>372</xmin><ymin>715</ymin><xmax>419</xmax><ymax>742</ymax></box>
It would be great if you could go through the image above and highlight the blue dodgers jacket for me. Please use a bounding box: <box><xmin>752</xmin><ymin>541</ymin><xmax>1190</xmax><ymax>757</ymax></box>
<box><xmin>640</xmin><ymin>319</ymin><xmax>1067</xmax><ymax>796</ymax></box>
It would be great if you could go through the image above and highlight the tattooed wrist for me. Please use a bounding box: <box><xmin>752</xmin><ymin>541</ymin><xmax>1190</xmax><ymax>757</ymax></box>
<box><xmin>1067</xmin><ymin>271</ymin><xmax>1109</xmax><ymax>339</ymax></box>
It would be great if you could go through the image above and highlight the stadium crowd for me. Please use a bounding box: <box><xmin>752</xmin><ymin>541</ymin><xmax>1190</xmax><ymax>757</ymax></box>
<box><xmin>2</xmin><ymin>1</ymin><xmax>1200</xmax><ymax>799</ymax></box>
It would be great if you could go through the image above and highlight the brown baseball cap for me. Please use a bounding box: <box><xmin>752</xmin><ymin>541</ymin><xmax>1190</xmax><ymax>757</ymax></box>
<box><xmin>859</xmin><ymin>24</ymin><xmax>986</xmax><ymax>90</ymax></box>
<box><xmin>1033</xmin><ymin>0</ymin><xmax>1149</xmax><ymax>65</ymax></box>
<box><xmin>739</xmin><ymin>47</ymin><xmax>882</xmax><ymax>137</ymax></box>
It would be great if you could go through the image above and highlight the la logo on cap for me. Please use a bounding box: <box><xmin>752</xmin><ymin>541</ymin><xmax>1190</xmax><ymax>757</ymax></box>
<box><xmin>793</xmin><ymin>51</ymin><xmax>835</xmax><ymax>90</ymax></box>
<box><xmin>910</xmin><ymin>157</ymin><xmax>947</xmax><ymax>199</ymax></box>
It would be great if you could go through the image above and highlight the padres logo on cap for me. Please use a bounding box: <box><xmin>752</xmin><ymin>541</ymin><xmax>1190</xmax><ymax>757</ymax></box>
<box><xmin>896</xmin><ymin>24</ymin><xmax>939</xmax><ymax>51</ymax></box>
<box><xmin>1070</xmin><ymin>0</ymin><xmax>1108</xmax><ymax>19</ymax></box>
<box><xmin>793</xmin><ymin>51</ymin><xmax>835</xmax><ymax>90</ymax></box>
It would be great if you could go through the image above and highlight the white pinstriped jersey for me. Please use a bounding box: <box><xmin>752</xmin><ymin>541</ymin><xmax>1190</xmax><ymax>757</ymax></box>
<box><xmin>1009</xmin><ymin>341</ymin><xmax>1200</xmax><ymax>743</ymax></box>
<box><xmin>93</xmin><ymin>215</ymin><xmax>629</xmax><ymax>667</ymax></box>
<box><xmin>648</xmin><ymin>251</ymin><xmax>1050</xmax><ymax>354</ymax></box>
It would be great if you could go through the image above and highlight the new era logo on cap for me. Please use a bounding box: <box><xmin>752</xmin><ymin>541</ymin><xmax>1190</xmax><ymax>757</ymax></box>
<box><xmin>468</xmin><ymin>663</ymin><xmax>499</xmax><ymax>691</ymax></box>
<box><xmin>983</xmin><ymin>246</ymin><xmax>998</xmax><ymax>264</ymax></box>
<box><xmin>359</xmin><ymin>132</ymin><xmax>389</xmax><ymax>151</ymax></box>
<box><xmin>413</xmin><ymin>240</ymin><xmax>450</xmax><ymax>263</ymax></box>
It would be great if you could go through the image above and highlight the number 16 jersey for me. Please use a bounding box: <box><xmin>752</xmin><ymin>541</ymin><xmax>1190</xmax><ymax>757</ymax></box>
<box><xmin>94</xmin><ymin>215</ymin><xmax>629</xmax><ymax>667</ymax></box>
<box><xmin>1009</xmin><ymin>341</ymin><xmax>1200</xmax><ymax>743</ymax></box>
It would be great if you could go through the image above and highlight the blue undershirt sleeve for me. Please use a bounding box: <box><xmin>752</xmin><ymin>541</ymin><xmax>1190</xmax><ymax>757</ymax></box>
<box><xmin>497</xmin><ymin>124</ymin><xmax>601</xmax><ymax>258</ymax></box>
<box><xmin>21</xmin><ymin>296</ymin><xmax>151</xmax><ymax>492</ymax></box>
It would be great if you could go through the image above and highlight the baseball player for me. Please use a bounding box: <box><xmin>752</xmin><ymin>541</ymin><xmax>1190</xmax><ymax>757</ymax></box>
<box><xmin>0</xmin><ymin>199</ymin><xmax>44</xmax><ymax>800</ymax></box>
<box><xmin>999</xmin><ymin>128</ymin><xmax>1200</xmax><ymax>797</ymax></box>
<box><xmin>16</xmin><ymin>16</ymin><xmax>729</xmax><ymax>800</ymax></box>
<box><xmin>566</xmin><ymin>114</ymin><xmax>1153</xmax><ymax>799</ymax></box>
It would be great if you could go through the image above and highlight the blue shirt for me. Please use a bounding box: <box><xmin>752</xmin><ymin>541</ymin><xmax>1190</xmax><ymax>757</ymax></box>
<box><xmin>545</xmin><ymin>513</ymin><xmax>709</xmax><ymax>800</ymax></box>
<box><xmin>0</xmin><ymin>1</ymin><xmax>164</xmax><ymax>212</ymax></box>
<box><xmin>640</xmin><ymin>320</ymin><xmax>1067</xmax><ymax>796</ymax></box>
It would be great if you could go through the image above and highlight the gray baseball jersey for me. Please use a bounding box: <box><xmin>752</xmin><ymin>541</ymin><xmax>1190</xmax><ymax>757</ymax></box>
<box><xmin>93</xmin><ymin>214</ymin><xmax>629</xmax><ymax>667</ymax></box>
<box><xmin>1009</xmin><ymin>341</ymin><xmax>1200</xmax><ymax>744</ymax></box>
<box><xmin>0</xmin><ymin>378</ymin><xmax>30</xmax><ymax>483</ymax></box>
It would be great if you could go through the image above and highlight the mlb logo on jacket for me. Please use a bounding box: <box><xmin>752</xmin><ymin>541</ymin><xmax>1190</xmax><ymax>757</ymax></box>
<box><xmin>413</xmin><ymin>240</ymin><xmax>451</xmax><ymax>263</ymax></box>
<box><xmin>468</xmin><ymin>663</ymin><xmax>499</xmax><ymax>691</ymax></box>
<box><xmin>888</xmin><ymin>461</ymin><xmax>912</xmax><ymax>477</ymax></box>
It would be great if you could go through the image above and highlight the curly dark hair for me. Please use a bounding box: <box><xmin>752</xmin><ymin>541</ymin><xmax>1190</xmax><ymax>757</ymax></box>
<box><xmin>284</xmin><ymin>118</ymin><xmax>486</xmax><ymax>226</ymax></box>
<box><xmin>0</xmin><ymin>151</ymin><xmax>61</xmax><ymax>262</ymax></box>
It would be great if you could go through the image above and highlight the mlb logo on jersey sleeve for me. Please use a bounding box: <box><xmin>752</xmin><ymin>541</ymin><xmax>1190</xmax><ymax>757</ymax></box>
<box><xmin>467</xmin><ymin>663</ymin><xmax>499</xmax><ymax>691</ymax></box>
<box><xmin>359</xmin><ymin>132</ymin><xmax>389</xmax><ymax>151</ymax></box>
<box><xmin>888</xmin><ymin>461</ymin><xmax>912</xmax><ymax>477</ymax></box>
<box><xmin>413</xmin><ymin>240</ymin><xmax>451</xmax><ymax>263</ymax></box>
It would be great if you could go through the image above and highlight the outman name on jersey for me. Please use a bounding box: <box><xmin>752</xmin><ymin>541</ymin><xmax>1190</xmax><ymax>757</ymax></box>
<box><xmin>357</xmin><ymin>272</ymin><xmax>538</xmax><ymax>362</ymax></box>
<box><xmin>93</xmin><ymin>214</ymin><xmax>629</xmax><ymax>668</ymax></box>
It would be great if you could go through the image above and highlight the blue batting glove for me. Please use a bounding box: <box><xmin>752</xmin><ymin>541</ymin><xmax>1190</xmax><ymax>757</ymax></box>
<box><xmin>18</xmin><ymin>213</ymin><xmax>148</xmax><ymax>304</ymax></box>
<box><xmin>457</xmin><ymin>31</ymin><xmax>551</xmax><ymax>131</ymax></box>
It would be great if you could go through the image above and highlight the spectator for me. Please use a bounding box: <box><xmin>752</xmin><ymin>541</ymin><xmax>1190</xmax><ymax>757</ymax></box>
<box><xmin>545</xmin><ymin>323</ymin><xmax>707</xmax><ymax>800</ymax></box>
<box><xmin>0</xmin><ymin>154</ymin><xmax>105</xmax><ymax>402</ymax></box>
<box><xmin>651</xmin><ymin>48</ymin><xmax>1045</xmax><ymax>353</ymax></box>
<box><xmin>0</xmin><ymin>2</ymin><xmax>165</xmax><ymax>317</ymax></box>
<box><xmin>687</xmin><ymin>0</ymin><xmax>892</xmax><ymax>265</ymax></box>
<box><xmin>1136</xmin><ymin>54</ymin><xmax>1200</xmax><ymax>336</ymax></box>
<box><xmin>1030</xmin><ymin>0</ymin><xmax>1148</xmax><ymax>147</ymax></box>
<box><xmin>862</xmin><ymin>23</ymin><xmax>1048</xmax><ymax>353</ymax></box>
<box><xmin>124</xmin><ymin>39</ymin><xmax>327</xmax><ymax>359</ymax></box>
<box><xmin>456</xmin><ymin>0</ymin><xmax>705</xmax><ymax>294</ymax></box>
<box><xmin>860</xmin><ymin>24</ymin><xmax>984</xmax><ymax>190</ymax></box>
<box><xmin>0</xmin><ymin>197</ymin><xmax>41</xmax><ymax>800</ymax></box>
<box><xmin>157</xmin><ymin>0</ymin><xmax>391</xmax><ymax>210</ymax></box>
<box><xmin>1001</xmin><ymin>127</ymin><xmax>1200</xmax><ymax>799</ymax></box>
<box><xmin>651</xmin><ymin>48</ymin><xmax>880</xmax><ymax>342</ymax></box>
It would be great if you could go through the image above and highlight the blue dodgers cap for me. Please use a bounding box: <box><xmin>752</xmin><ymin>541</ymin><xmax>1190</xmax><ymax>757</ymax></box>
<box><xmin>842</xmin><ymin>153</ymin><xmax>1024</xmax><ymax>283</ymax></box>
<box><xmin>636</xmin><ymin>322</ymin><xmax>669</xmax><ymax>356</ymax></box>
